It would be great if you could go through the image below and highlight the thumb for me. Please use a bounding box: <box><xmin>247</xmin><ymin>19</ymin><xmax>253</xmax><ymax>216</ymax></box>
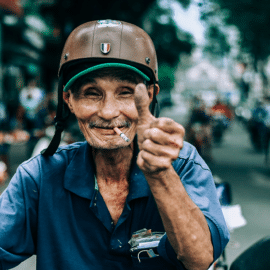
<box><xmin>134</xmin><ymin>83</ymin><xmax>155</xmax><ymax>127</ymax></box>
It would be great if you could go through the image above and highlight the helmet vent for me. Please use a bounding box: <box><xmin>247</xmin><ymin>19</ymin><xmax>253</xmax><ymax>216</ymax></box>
<box><xmin>64</xmin><ymin>53</ymin><xmax>69</xmax><ymax>60</ymax></box>
<box><xmin>145</xmin><ymin>57</ymin><xmax>151</xmax><ymax>64</ymax></box>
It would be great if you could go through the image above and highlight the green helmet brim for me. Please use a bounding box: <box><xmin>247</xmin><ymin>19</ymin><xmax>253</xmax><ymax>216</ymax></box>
<box><xmin>63</xmin><ymin>63</ymin><xmax>150</xmax><ymax>92</ymax></box>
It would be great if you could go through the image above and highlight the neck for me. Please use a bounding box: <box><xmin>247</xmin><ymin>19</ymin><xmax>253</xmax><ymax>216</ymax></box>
<box><xmin>92</xmin><ymin>144</ymin><xmax>134</xmax><ymax>183</ymax></box>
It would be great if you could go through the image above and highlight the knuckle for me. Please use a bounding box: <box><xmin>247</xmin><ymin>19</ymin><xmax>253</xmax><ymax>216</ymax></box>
<box><xmin>142</xmin><ymin>129</ymin><xmax>149</xmax><ymax>139</ymax></box>
<box><xmin>149</xmin><ymin>128</ymin><xmax>160</xmax><ymax>140</ymax></box>
<box><xmin>141</xmin><ymin>139</ymin><xmax>152</xmax><ymax>150</ymax></box>
<box><xmin>140</xmin><ymin>150</ymin><xmax>148</xmax><ymax>160</ymax></box>
<box><xmin>171</xmin><ymin>150</ymin><xmax>180</xmax><ymax>160</ymax></box>
<box><xmin>180</xmin><ymin>125</ymin><xmax>185</xmax><ymax>136</ymax></box>
<box><xmin>155</xmin><ymin>117</ymin><xmax>173</xmax><ymax>127</ymax></box>
<box><xmin>162</xmin><ymin>159</ymin><xmax>171</xmax><ymax>169</ymax></box>
<box><xmin>168</xmin><ymin>137</ymin><xmax>183</xmax><ymax>148</ymax></box>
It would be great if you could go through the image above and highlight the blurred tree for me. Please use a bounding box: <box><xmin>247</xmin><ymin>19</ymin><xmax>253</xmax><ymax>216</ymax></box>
<box><xmin>203</xmin><ymin>0</ymin><xmax>270</xmax><ymax>80</ymax></box>
<box><xmin>203</xmin><ymin>24</ymin><xmax>230</xmax><ymax>62</ymax></box>
<box><xmin>143</xmin><ymin>0</ymin><xmax>194</xmax><ymax>67</ymax></box>
<box><xmin>142</xmin><ymin>0</ymin><xmax>194</xmax><ymax>102</ymax></box>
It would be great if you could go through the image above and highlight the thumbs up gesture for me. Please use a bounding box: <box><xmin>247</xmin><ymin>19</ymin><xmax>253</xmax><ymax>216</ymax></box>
<box><xmin>134</xmin><ymin>83</ymin><xmax>185</xmax><ymax>175</ymax></box>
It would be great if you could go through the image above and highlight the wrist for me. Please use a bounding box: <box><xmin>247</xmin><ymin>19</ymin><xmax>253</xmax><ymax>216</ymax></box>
<box><xmin>143</xmin><ymin>165</ymin><xmax>176</xmax><ymax>186</ymax></box>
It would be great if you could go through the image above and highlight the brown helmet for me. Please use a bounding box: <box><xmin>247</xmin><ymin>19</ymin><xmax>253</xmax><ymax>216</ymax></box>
<box><xmin>42</xmin><ymin>20</ymin><xmax>159</xmax><ymax>156</ymax></box>
<box><xmin>59</xmin><ymin>19</ymin><xmax>158</xmax><ymax>91</ymax></box>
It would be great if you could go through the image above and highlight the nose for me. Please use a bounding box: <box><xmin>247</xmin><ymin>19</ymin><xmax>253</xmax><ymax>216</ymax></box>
<box><xmin>97</xmin><ymin>97</ymin><xmax>120</xmax><ymax>120</ymax></box>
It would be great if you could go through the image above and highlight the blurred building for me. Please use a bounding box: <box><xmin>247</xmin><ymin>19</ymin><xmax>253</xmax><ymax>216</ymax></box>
<box><xmin>0</xmin><ymin>0</ymin><xmax>61</xmax><ymax>106</ymax></box>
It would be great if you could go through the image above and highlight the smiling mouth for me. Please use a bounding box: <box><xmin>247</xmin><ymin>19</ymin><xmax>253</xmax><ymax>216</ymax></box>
<box><xmin>92</xmin><ymin>126</ymin><xmax>123</xmax><ymax>135</ymax></box>
<box><xmin>94</xmin><ymin>126</ymin><xmax>124</xmax><ymax>129</ymax></box>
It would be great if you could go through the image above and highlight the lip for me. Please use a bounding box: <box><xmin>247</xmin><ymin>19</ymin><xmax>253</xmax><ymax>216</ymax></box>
<box><xmin>92</xmin><ymin>126</ymin><xmax>127</xmax><ymax>136</ymax></box>
<box><xmin>92</xmin><ymin>127</ymin><xmax>116</xmax><ymax>135</ymax></box>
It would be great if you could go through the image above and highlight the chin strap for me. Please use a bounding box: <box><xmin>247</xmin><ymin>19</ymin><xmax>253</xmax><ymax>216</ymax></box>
<box><xmin>41</xmin><ymin>75</ymin><xmax>70</xmax><ymax>156</ymax></box>
<box><xmin>150</xmin><ymin>79</ymin><xmax>160</xmax><ymax>117</ymax></box>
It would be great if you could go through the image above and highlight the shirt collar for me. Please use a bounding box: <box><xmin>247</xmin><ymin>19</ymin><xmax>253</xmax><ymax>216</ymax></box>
<box><xmin>63</xmin><ymin>139</ymin><xmax>151</xmax><ymax>201</ymax></box>
<box><xmin>64</xmin><ymin>142</ymin><xmax>96</xmax><ymax>200</ymax></box>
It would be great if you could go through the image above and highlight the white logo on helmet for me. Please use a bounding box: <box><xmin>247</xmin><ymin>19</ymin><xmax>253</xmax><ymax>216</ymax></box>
<box><xmin>100</xmin><ymin>43</ymin><xmax>111</xmax><ymax>54</ymax></box>
<box><xmin>97</xmin><ymin>20</ymin><xmax>121</xmax><ymax>28</ymax></box>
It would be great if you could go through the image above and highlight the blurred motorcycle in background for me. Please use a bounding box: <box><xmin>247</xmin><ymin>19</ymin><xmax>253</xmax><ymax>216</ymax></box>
<box><xmin>229</xmin><ymin>236</ymin><xmax>270</xmax><ymax>270</ymax></box>
<box><xmin>211</xmin><ymin>99</ymin><xmax>234</xmax><ymax>146</ymax></box>
<box><xmin>211</xmin><ymin>112</ymin><xmax>229</xmax><ymax>145</ymax></box>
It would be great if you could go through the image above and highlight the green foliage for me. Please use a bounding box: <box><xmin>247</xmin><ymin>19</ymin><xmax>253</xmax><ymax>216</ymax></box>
<box><xmin>149</xmin><ymin>20</ymin><xmax>194</xmax><ymax>67</ymax></box>
<box><xmin>203</xmin><ymin>25</ymin><xmax>230</xmax><ymax>58</ymax></box>
<box><xmin>158</xmin><ymin>63</ymin><xmax>176</xmax><ymax>91</ymax></box>
<box><xmin>209</xmin><ymin>0</ymin><xmax>270</xmax><ymax>63</ymax></box>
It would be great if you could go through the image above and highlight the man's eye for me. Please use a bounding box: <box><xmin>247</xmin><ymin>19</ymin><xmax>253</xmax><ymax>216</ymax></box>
<box><xmin>84</xmin><ymin>90</ymin><xmax>100</xmax><ymax>97</ymax></box>
<box><xmin>120</xmin><ymin>88</ymin><xmax>133</xmax><ymax>95</ymax></box>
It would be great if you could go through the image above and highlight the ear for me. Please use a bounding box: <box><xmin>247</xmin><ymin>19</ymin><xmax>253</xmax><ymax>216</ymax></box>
<box><xmin>148</xmin><ymin>84</ymin><xmax>160</xmax><ymax>104</ymax></box>
<box><xmin>63</xmin><ymin>90</ymin><xmax>74</xmax><ymax>113</ymax></box>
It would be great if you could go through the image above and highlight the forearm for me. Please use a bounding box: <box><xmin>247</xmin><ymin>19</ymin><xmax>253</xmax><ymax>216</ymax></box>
<box><xmin>145</xmin><ymin>166</ymin><xmax>214</xmax><ymax>270</ymax></box>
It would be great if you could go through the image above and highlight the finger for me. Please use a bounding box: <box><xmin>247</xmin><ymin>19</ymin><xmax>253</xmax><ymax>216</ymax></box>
<box><xmin>150</xmin><ymin>117</ymin><xmax>185</xmax><ymax>135</ymax></box>
<box><xmin>141</xmin><ymin>139</ymin><xmax>180</xmax><ymax>160</ymax></box>
<box><xmin>143</xmin><ymin>128</ymin><xmax>184</xmax><ymax>148</ymax></box>
<box><xmin>134</xmin><ymin>83</ymin><xmax>155</xmax><ymax>126</ymax></box>
<box><xmin>137</xmin><ymin>151</ymin><xmax>172</xmax><ymax>173</ymax></box>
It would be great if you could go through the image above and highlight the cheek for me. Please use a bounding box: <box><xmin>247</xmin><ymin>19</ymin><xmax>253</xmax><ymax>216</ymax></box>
<box><xmin>122</xmin><ymin>101</ymin><xmax>139</xmax><ymax>121</ymax></box>
<box><xmin>71</xmin><ymin>102</ymin><xmax>95</xmax><ymax>121</ymax></box>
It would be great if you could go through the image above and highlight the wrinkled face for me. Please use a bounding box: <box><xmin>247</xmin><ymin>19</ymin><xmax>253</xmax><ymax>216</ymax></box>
<box><xmin>64</xmin><ymin>76</ymin><xmax>153</xmax><ymax>150</ymax></box>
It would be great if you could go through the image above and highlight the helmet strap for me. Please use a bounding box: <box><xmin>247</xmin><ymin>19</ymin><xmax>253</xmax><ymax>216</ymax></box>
<box><xmin>150</xmin><ymin>79</ymin><xmax>160</xmax><ymax>117</ymax></box>
<box><xmin>41</xmin><ymin>75</ymin><xmax>70</xmax><ymax>156</ymax></box>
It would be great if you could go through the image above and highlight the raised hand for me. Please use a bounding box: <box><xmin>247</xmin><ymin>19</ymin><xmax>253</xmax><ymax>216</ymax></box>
<box><xmin>134</xmin><ymin>83</ymin><xmax>185</xmax><ymax>175</ymax></box>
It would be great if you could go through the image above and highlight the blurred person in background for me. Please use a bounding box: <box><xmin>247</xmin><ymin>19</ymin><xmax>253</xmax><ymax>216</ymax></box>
<box><xmin>247</xmin><ymin>96</ymin><xmax>270</xmax><ymax>164</ymax></box>
<box><xmin>238</xmin><ymin>62</ymin><xmax>252</xmax><ymax>103</ymax></box>
<box><xmin>211</xmin><ymin>98</ymin><xmax>234</xmax><ymax>145</ymax></box>
<box><xmin>211</xmin><ymin>98</ymin><xmax>233</xmax><ymax>127</ymax></box>
<box><xmin>19</xmin><ymin>76</ymin><xmax>46</xmax><ymax>133</ymax></box>
<box><xmin>186</xmin><ymin>95</ymin><xmax>213</xmax><ymax>162</ymax></box>
<box><xmin>263</xmin><ymin>96</ymin><xmax>270</xmax><ymax>163</ymax></box>
<box><xmin>0</xmin><ymin>101</ymin><xmax>10</xmax><ymax>174</ymax></box>
<box><xmin>248</xmin><ymin>99</ymin><xmax>268</xmax><ymax>153</ymax></box>
<box><xmin>0</xmin><ymin>20</ymin><xmax>229</xmax><ymax>270</ymax></box>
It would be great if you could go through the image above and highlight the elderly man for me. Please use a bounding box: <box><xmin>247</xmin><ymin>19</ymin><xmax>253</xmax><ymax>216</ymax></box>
<box><xmin>0</xmin><ymin>20</ymin><xmax>229</xmax><ymax>270</ymax></box>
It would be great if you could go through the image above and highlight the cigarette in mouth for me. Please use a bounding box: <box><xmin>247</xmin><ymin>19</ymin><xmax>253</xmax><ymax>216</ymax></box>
<box><xmin>113</xmin><ymin>127</ymin><xmax>130</xmax><ymax>142</ymax></box>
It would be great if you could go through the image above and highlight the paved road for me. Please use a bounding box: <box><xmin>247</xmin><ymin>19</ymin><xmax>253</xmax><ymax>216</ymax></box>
<box><xmin>208</xmin><ymin>120</ymin><xmax>270</xmax><ymax>267</ymax></box>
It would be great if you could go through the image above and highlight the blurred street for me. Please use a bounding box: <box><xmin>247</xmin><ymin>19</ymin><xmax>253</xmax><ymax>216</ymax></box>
<box><xmin>209</xmin><ymin>120</ymin><xmax>270</xmax><ymax>267</ymax></box>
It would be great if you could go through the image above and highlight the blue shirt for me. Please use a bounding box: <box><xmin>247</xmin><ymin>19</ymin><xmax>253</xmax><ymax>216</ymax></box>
<box><xmin>0</xmin><ymin>141</ymin><xmax>229</xmax><ymax>270</ymax></box>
